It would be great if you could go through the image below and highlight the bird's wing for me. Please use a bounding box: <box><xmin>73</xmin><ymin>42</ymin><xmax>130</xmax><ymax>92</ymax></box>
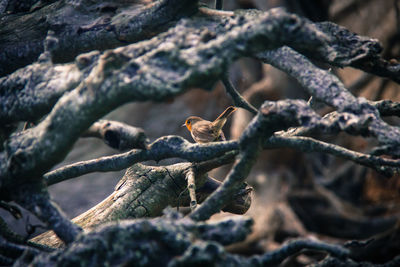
<box><xmin>191</xmin><ymin>122</ymin><xmax>218</xmax><ymax>143</ymax></box>
<box><xmin>212</xmin><ymin>106</ymin><xmax>237</xmax><ymax>131</ymax></box>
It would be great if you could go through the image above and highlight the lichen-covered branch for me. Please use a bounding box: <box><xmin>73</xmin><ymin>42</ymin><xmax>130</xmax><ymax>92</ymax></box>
<box><xmin>12</xmin><ymin>183</ymin><xmax>81</xmax><ymax>244</ymax></box>
<box><xmin>1</xmin><ymin>3</ymin><xmax>400</xmax><ymax>265</ymax></box>
<box><xmin>2</xmin><ymin>6</ymin><xmax>394</xmax><ymax>192</ymax></box>
<box><xmin>0</xmin><ymin>0</ymin><xmax>199</xmax><ymax>77</ymax></box>
<box><xmin>0</xmin><ymin>7</ymin><xmax>342</xmax><ymax>192</ymax></box>
<box><xmin>0</xmin><ymin>0</ymin><xmax>8</xmax><ymax>14</ymax></box>
<box><xmin>82</xmin><ymin>119</ymin><xmax>148</xmax><ymax>150</ymax></box>
<box><xmin>266</xmin><ymin>136</ymin><xmax>398</xmax><ymax>177</ymax></box>
<box><xmin>45</xmin><ymin>125</ymin><xmax>400</xmax><ymax>187</ymax></box>
<box><xmin>171</xmin><ymin>238</ymin><xmax>349</xmax><ymax>266</ymax></box>
<box><xmin>33</xmin><ymin>163</ymin><xmax>252</xmax><ymax>248</ymax></box>
<box><xmin>255</xmin><ymin>239</ymin><xmax>349</xmax><ymax>265</ymax></box>
<box><xmin>221</xmin><ymin>74</ymin><xmax>258</xmax><ymax>115</ymax></box>
<box><xmin>186</xmin><ymin>168</ymin><xmax>197</xmax><ymax>211</ymax></box>
<box><xmin>44</xmin><ymin>137</ymin><xmax>238</xmax><ymax>185</ymax></box>
<box><xmin>190</xmin><ymin>100</ymin><xmax>322</xmax><ymax>221</ymax></box>
<box><xmin>260</xmin><ymin>47</ymin><xmax>400</xmax><ymax>153</ymax></box>
<box><xmin>23</xmin><ymin>210</ymin><xmax>352</xmax><ymax>267</ymax></box>
<box><xmin>304</xmin><ymin>22</ymin><xmax>400</xmax><ymax>83</ymax></box>
<box><xmin>258</xmin><ymin>46</ymin><xmax>361</xmax><ymax>110</ymax></box>
<box><xmin>0</xmin><ymin>62</ymin><xmax>82</xmax><ymax>124</ymax></box>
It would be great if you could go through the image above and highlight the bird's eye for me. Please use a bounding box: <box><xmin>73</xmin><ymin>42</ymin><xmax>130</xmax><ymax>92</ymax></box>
<box><xmin>187</xmin><ymin>120</ymin><xmax>191</xmax><ymax>125</ymax></box>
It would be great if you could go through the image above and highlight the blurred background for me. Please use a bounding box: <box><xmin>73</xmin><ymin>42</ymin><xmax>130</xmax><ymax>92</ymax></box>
<box><xmin>2</xmin><ymin>0</ymin><xmax>400</xmax><ymax>264</ymax></box>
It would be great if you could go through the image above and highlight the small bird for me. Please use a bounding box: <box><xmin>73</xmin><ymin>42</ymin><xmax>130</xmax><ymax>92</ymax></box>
<box><xmin>183</xmin><ymin>106</ymin><xmax>237</xmax><ymax>143</ymax></box>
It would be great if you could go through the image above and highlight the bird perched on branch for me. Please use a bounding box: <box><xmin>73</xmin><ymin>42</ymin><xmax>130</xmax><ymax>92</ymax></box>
<box><xmin>183</xmin><ymin>106</ymin><xmax>237</xmax><ymax>143</ymax></box>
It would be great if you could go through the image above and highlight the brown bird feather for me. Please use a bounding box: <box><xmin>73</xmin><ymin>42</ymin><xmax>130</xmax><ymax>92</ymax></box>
<box><xmin>183</xmin><ymin>106</ymin><xmax>237</xmax><ymax>143</ymax></box>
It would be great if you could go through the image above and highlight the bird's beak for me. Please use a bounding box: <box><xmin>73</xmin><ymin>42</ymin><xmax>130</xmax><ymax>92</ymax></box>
<box><xmin>181</xmin><ymin>123</ymin><xmax>186</xmax><ymax>127</ymax></box>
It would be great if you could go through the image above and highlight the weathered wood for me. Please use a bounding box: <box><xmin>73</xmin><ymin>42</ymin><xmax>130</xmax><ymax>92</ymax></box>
<box><xmin>0</xmin><ymin>0</ymin><xmax>199</xmax><ymax>76</ymax></box>
<box><xmin>32</xmin><ymin>162</ymin><xmax>252</xmax><ymax>247</ymax></box>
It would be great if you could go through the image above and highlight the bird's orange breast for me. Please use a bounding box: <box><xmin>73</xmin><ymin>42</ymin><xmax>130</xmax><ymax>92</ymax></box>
<box><xmin>185</xmin><ymin>120</ymin><xmax>192</xmax><ymax>131</ymax></box>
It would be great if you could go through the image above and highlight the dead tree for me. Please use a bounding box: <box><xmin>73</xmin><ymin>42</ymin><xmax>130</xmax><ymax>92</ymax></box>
<box><xmin>1</xmin><ymin>0</ymin><xmax>400</xmax><ymax>265</ymax></box>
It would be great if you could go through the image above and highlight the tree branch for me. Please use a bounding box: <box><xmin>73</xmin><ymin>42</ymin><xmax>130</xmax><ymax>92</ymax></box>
<box><xmin>82</xmin><ymin>120</ymin><xmax>148</xmax><ymax>150</ymax></box>
<box><xmin>259</xmin><ymin>47</ymin><xmax>400</xmax><ymax>153</ymax></box>
<box><xmin>0</xmin><ymin>2</ymin><xmax>397</xmax><ymax>265</ymax></box>
<box><xmin>29</xmin><ymin>211</ymin><xmax>252</xmax><ymax>265</ymax></box>
<box><xmin>44</xmin><ymin>137</ymin><xmax>238</xmax><ymax>186</ymax></box>
<box><xmin>221</xmin><ymin>74</ymin><xmax>258</xmax><ymax>115</ymax></box>
<box><xmin>258</xmin><ymin>46</ymin><xmax>361</xmax><ymax>110</ymax></box>
<box><xmin>186</xmin><ymin>168</ymin><xmax>197</xmax><ymax>211</ymax></box>
<box><xmin>45</xmin><ymin>122</ymin><xmax>400</xmax><ymax>187</ymax></box>
<box><xmin>255</xmin><ymin>239</ymin><xmax>349</xmax><ymax>265</ymax></box>
<box><xmin>307</xmin><ymin>22</ymin><xmax>399</xmax><ymax>83</ymax></box>
<box><xmin>190</xmin><ymin>100</ymin><xmax>320</xmax><ymax>221</ymax></box>
<box><xmin>34</xmin><ymin>163</ymin><xmax>253</xmax><ymax>247</ymax></box>
<box><xmin>0</xmin><ymin>62</ymin><xmax>82</xmax><ymax>124</ymax></box>
<box><xmin>0</xmin><ymin>0</ymin><xmax>200</xmax><ymax>77</ymax></box>
<box><xmin>266</xmin><ymin>136</ymin><xmax>399</xmax><ymax>177</ymax></box>
<box><xmin>1</xmin><ymin>7</ymin><xmax>342</xmax><ymax>192</ymax></box>
<box><xmin>13</xmin><ymin>183</ymin><xmax>81</xmax><ymax>244</ymax></box>
<box><xmin>196</xmin><ymin>176</ymin><xmax>252</xmax><ymax>215</ymax></box>
<box><xmin>170</xmin><ymin>237</ymin><xmax>350</xmax><ymax>266</ymax></box>
<box><xmin>26</xmin><ymin>210</ymin><xmax>354</xmax><ymax>266</ymax></box>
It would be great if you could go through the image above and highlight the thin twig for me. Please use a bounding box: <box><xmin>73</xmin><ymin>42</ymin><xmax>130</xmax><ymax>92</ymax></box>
<box><xmin>221</xmin><ymin>74</ymin><xmax>258</xmax><ymax>115</ymax></box>
<box><xmin>44</xmin><ymin>136</ymin><xmax>239</xmax><ymax>186</ymax></box>
<box><xmin>256</xmin><ymin>239</ymin><xmax>349</xmax><ymax>265</ymax></box>
<box><xmin>186</xmin><ymin>168</ymin><xmax>197</xmax><ymax>211</ymax></box>
<box><xmin>266</xmin><ymin>136</ymin><xmax>399</xmax><ymax>177</ymax></box>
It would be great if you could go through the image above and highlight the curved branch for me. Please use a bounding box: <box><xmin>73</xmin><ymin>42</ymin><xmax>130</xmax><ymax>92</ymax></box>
<box><xmin>0</xmin><ymin>0</ymin><xmax>199</xmax><ymax>77</ymax></box>
<box><xmin>82</xmin><ymin>120</ymin><xmax>148</xmax><ymax>150</ymax></box>
<box><xmin>1</xmin><ymin>7</ymin><xmax>340</xmax><ymax>189</ymax></box>
<box><xmin>255</xmin><ymin>239</ymin><xmax>349</xmax><ymax>265</ymax></box>
<box><xmin>221</xmin><ymin>74</ymin><xmax>258</xmax><ymax>115</ymax></box>
<box><xmin>266</xmin><ymin>136</ymin><xmax>399</xmax><ymax>177</ymax></box>
<box><xmin>27</xmin><ymin>210</ymin><xmax>353</xmax><ymax>266</ymax></box>
<box><xmin>306</xmin><ymin>21</ymin><xmax>399</xmax><ymax>83</ymax></box>
<box><xmin>171</xmin><ymin>237</ymin><xmax>350</xmax><ymax>266</ymax></box>
<box><xmin>13</xmin><ymin>184</ymin><xmax>81</xmax><ymax>245</ymax></box>
<box><xmin>45</xmin><ymin>125</ymin><xmax>400</xmax><ymax>186</ymax></box>
<box><xmin>34</xmin><ymin>163</ymin><xmax>253</xmax><ymax>247</ymax></box>
<box><xmin>258</xmin><ymin>46</ymin><xmax>359</xmax><ymax>110</ymax></box>
<box><xmin>190</xmin><ymin>100</ymin><xmax>318</xmax><ymax>221</ymax></box>
<box><xmin>30</xmin><ymin>212</ymin><xmax>253</xmax><ymax>265</ymax></box>
<box><xmin>259</xmin><ymin>47</ymin><xmax>400</xmax><ymax>151</ymax></box>
<box><xmin>0</xmin><ymin>63</ymin><xmax>82</xmax><ymax>124</ymax></box>
<box><xmin>44</xmin><ymin>136</ymin><xmax>238</xmax><ymax>186</ymax></box>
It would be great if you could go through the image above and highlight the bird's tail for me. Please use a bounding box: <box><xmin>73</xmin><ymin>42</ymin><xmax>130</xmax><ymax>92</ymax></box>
<box><xmin>212</xmin><ymin>106</ymin><xmax>237</xmax><ymax>130</ymax></box>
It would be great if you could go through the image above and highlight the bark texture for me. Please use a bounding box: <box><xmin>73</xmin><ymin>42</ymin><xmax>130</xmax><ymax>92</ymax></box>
<box><xmin>1</xmin><ymin>0</ymin><xmax>400</xmax><ymax>266</ymax></box>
